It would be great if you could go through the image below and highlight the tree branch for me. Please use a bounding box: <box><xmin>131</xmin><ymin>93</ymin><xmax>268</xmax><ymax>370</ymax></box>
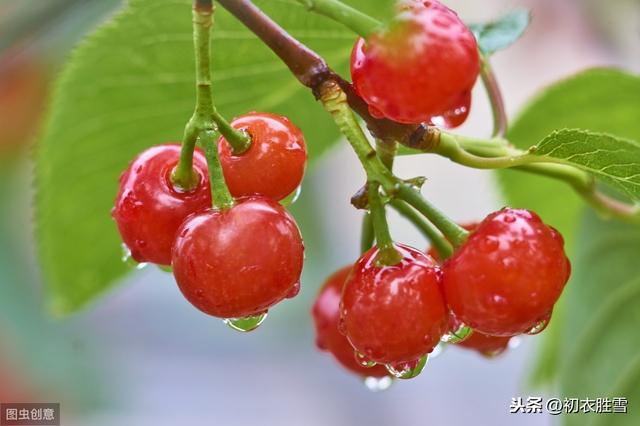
<box><xmin>216</xmin><ymin>0</ymin><xmax>435</xmax><ymax>148</ymax></box>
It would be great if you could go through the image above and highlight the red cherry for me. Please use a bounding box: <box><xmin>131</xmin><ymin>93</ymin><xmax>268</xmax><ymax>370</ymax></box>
<box><xmin>350</xmin><ymin>0</ymin><xmax>479</xmax><ymax>124</ymax></box>
<box><xmin>219</xmin><ymin>112</ymin><xmax>307</xmax><ymax>201</ymax></box>
<box><xmin>312</xmin><ymin>266</ymin><xmax>389</xmax><ymax>378</ymax></box>
<box><xmin>172</xmin><ymin>197</ymin><xmax>304</xmax><ymax>319</ymax></box>
<box><xmin>442</xmin><ymin>208</ymin><xmax>571</xmax><ymax>336</ymax></box>
<box><xmin>456</xmin><ymin>330</ymin><xmax>512</xmax><ymax>358</ymax></box>
<box><xmin>112</xmin><ymin>144</ymin><xmax>210</xmax><ymax>266</ymax></box>
<box><xmin>341</xmin><ymin>244</ymin><xmax>448</xmax><ymax>364</ymax></box>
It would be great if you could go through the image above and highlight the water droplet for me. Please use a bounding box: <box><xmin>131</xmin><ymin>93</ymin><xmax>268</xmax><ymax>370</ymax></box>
<box><xmin>430</xmin><ymin>342</ymin><xmax>445</xmax><ymax>359</ymax></box>
<box><xmin>285</xmin><ymin>282</ymin><xmax>301</xmax><ymax>299</ymax></box>
<box><xmin>337</xmin><ymin>316</ymin><xmax>347</xmax><ymax>335</ymax></box>
<box><xmin>224</xmin><ymin>312</ymin><xmax>268</xmax><ymax>332</ymax></box>
<box><xmin>121</xmin><ymin>243</ymin><xmax>147</xmax><ymax>269</ymax></box>
<box><xmin>354</xmin><ymin>351</ymin><xmax>377</xmax><ymax>368</ymax></box>
<box><xmin>430</xmin><ymin>90</ymin><xmax>471</xmax><ymax>129</ymax></box>
<box><xmin>280</xmin><ymin>186</ymin><xmax>302</xmax><ymax>207</ymax></box>
<box><xmin>363</xmin><ymin>376</ymin><xmax>393</xmax><ymax>392</ymax></box>
<box><xmin>508</xmin><ymin>336</ymin><xmax>522</xmax><ymax>350</ymax></box>
<box><xmin>527</xmin><ymin>314</ymin><xmax>551</xmax><ymax>335</ymax></box>
<box><xmin>441</xmin><ymin>323</ymin><xmax>473</xmax><ymax>343</ymax></box>
<box><xmin>385</xmin><ymin>355</ymin><xmax>428</xmax><ymax>380</ymax></box>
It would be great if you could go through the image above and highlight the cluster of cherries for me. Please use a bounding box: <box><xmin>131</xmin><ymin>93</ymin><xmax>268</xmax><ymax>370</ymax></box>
<box><xmin>112</xmin><ymin>0</ymin><xmax>571</xmax><ymax>388</ymax></box>
<box><xmin>112</xmin><ymin>112</ymin><xmax>308</xmax><ymax>330</ymax></box>
<box><xmin>313</xmin><ymin>210</ymin><xmax>570</xmax><ymax>383</ymax></box>
<box><xmin>312</xmin><ymin>0</ymin><xmax>571</xmax><ymax>384</ymax></box>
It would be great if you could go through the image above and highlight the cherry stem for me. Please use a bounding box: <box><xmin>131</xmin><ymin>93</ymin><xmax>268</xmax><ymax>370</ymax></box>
<box><xmin>201</xmin><ymin>129</ymin><xmax>234</xmax><ymax>210</ymax></box>
<box><xmin>433</xmin><ymin>132</ymin><xmax>640</xmax><ymax>223</ymax></box>
<box><xmin>389</xmin><ymin>200</ymin><xmax>454</xmax><ymax>259</ymax></box>
<box><xmin>216</xmin><ymin>0</ymin><xmax>431</xmax><ymax>148</ymax></box>
<box><xmin>360</xmin><ymin>212</ymin><xmax>375</xmax><ymax>254</ymax></box>
<box><xmin>212</xmin><ymin>108</ymin><xmax>252</xmax><ymax>155</ymax></box>
<box><xmin>480</xmin><ymin>53</ymin><xmax>507</xmax><ymax>138</ymax></box>
<box><xmin>368</xmin><ymin>182</ymin><xmax>402</xmax><ymax>266</ymax></box>
<box><xmin>396</xmin><ymin>184</ymin><xmax>470</xmax><ymax>248</ymax></box>
<box><xmin>294</xmin><ymin>0</ymin><xmax>381</xmax><ymax>38</ymax></box>
<box><xmin>173</xmin><ymin>1</ymin><xmax>249</xmax><ymax>191</ymax></box>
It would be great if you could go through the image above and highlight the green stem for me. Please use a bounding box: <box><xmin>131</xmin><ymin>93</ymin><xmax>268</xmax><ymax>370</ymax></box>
<box><xmin>480</xmin><ymin>54</ymin><xmax>507</xmax><ymax>137</ymax></box>
<box><xmin>368</xmin><ymin>183</ymin><xmax>401</xmax><ymax>265</ymax></box>
<box><xmin>360</xmin><ymin>212</ymin><xmax>375</xmax><ymax>254</ymax></box>
<box><xmin>376</xmin><ymin>139</ymin><xmax>397</xmax><ymax>170</ymax></box>
<box><xmin>396</xmin><ymin>184</ymin><xmax>469</xmax><ymax>248</ymax></box>
<box><xmin>172</xmin><ymin>2</ymin><xmax>216</xmax><ymax>191</ymax></box>
<box><xmin>212</xmin><ymin>108</ymin><xmax>252</xmax><ymax>154</ymax></box>
<box><xmin>389</xmin><ymin>200</ymin><xmax>453</xmax><ymax>259</ymax></box>
<box><xmin>295</xmin><ymin>0</ymin><xmax>381</xmax><ymax>38</ymax></box>
<box><xmin>434</xmin><ymin>131</ymin><xmax>640</xmax><ymax>223</ymax></box>
<box><xmin>201</xmin><ymin>130</ymin><xmax>235</xmax><ymax>210</ymax></box>
<box><xmin>318</xmin><ymin>80</ymin><xmax>396</xmax><ymax>191</ymax></box>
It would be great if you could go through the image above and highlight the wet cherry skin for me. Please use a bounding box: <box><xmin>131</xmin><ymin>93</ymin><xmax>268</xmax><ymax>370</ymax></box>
<box><xmin>112</xmin><ymin>144</ymin><xmax>210</xmax><ymax>266</ymax></box>
<box><xmin>442</xmin><ymin>208</ymin><xmax>571</xmax><ymax>336</ymax></box>
<box><xmin>341</xmin><ymin>244</ymin><xmax>448</xmax><ymax>365</ymax></box>
<box><xmin>350</xmin><ymin>0</ymin><xmax>479</xmax><ymax>125</ymax></box>
<box><xmin>219</xmin><ymin>112</ymin><xmax>307</xmax><ymax>201</ymax></box>
<box><xmin>312</xmin><ymin>266</ymin><xmax>389</xmax><ymax>378</ymax></box>
<box><xmin>456</xmin><ymin>330</ymin><xmax>512</xmax><ymax>358</ymax></box>
<box><xmin>172</xmin><ymin>197</ymin><xmax>304</xmax><ymax>319</ymax></box>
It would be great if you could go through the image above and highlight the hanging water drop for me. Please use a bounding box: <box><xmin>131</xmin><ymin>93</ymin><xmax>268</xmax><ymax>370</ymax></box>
<box><xmin>385</xmin><ymin>355</ymin><xmax>428</xmax><ymax>380</ymax></box>
<box><xmin>430</xmin><ymin>342</ymin><xmax>445</xmax><ymax>359</ymax></box>
<box><xmin>441</xmin><ymin>322</ymin><xmax>473</xmax><ymax>343</ymax></box>
<box><xmin>121</xmin><ymin>243</ymin><xmax>147</xmax><ymax>269</ymax></box>
<box><xmin>363</xmin><ymin>376</ymin><xmax>393</xmax><ymax>392</ymax></box>
<box><xmin>280</xmin><ymin>185</ymin><xmax>302</xmax><ymax>207</ymax></box>
<box><xmin>527</xmin><ymin>315</ymin><xmax>550</xmax><ymax>335</ymax></box>
<box><xmin>354</xmin><ymin>351</ymin><xmax>376</xmax><ymax>368</ymax></box>
<box><xmin>224</xmin><ymin>312</ymin><xmax>268</xmax><ymax>332</ymax></box>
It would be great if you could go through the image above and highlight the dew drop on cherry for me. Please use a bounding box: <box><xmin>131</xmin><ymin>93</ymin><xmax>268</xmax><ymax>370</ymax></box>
<box><xmin>354</xmin><ymin>351</ymin><xmax>377</xmax><ymax>368</ymax></box>
<box><xmin>363</xmin><ymin>376</ymin><xmax>393</xmax><ymax>392</ymax></box>
<box><xmin>285</xmin><ymin>281</ymin><xmax>301</xmax><ymax>299</ymax></box>
<box><xmin>280</xmin><ymin>185</ymin><xmax>302</xmax><ymax>207</ymax></box>
<box><xmin>441</xmin><ymin>322</ymin><xmax>473</xmax><ymax>344</ymax></box>
<box><xmin>223</xmin><ymin>311</ymin><xmax>268</xmax><ymax>332</ymax></box>
<box><xmin>121</xmin><ymin>243</ymin><xmax>148</xmax><ymax>270</ymax></box>
<box><xmin>430</xmin><ymin>91</ymin><xmax>471</xmax><ymax>129</ymax></box>
<box><xmin>385</xmin><ymin>355</ymin><xmax>428</xmax><ymax>380</ymax></box>
<box><xmin>527</xmin><ymin>312</ymin><xmax>552</xmax><ymax>335</ymax></box>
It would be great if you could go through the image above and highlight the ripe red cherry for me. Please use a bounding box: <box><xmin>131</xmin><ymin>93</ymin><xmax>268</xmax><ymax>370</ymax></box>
<box><xmin>172</xmin><ymin>197</ymin><xmax>304</xmax><ymax>319</ymax></box>
<box><xmin>112</xmin><ymin>144</ymin><xmax>210</xmax><ymax>266</ymax></box>
<box><xmin>350</xmin><ymin>0</ymin><xmax>479</xmax><ymax>125</ymax></box>
<box><xmin>218</xmin><ymin>112</ymin><xmax>307</xmax><ymax>201</ymax></box>
<box><xmin>341</xmin><ymin>244</ymin><xmax>448</xmax><ymax>364</ymax></box>
<box><xmin>312</xmin><ymin>266</ymin><xmax>389</xmax><ymax>378</ymax></box>
<box><xmin>442</xmin><ymin>208</ymin><xmax>571</xmax><ymax>336</ymax></box>
<box><xmin>456</xmin><ymin>330</ymin><xmax>512</xmax><ymax>358</ymax></box>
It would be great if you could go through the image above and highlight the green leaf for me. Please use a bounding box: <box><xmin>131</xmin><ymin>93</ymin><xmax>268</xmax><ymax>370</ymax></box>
<box><xmin>559</xmin><ymin>211</ymin><xmax>640</xmax><ymax>426</ymax></box>
<box><xmin>497</xmin><ymin>68</ymin><xmax>640</xmax><ymax>387</ymax></box>
<box><xmin>36</xmin><ymin>0</ymin><xmax>371</xmax><ymax>314</ymax></box>
<box><xmin>531</xmin><ymin>129</ymin><xmax>640</xmax><ymax>202</ymax></box>
<box><xmin>469</xmin><ymin>9</ymin><xmax>530</xmax><ymax>55</ymax></box>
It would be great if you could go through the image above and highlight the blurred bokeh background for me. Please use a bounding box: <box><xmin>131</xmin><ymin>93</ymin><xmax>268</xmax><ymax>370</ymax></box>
<box><xmin>0</xmin><ymin>0</ymin><xmax>638</xmax><ymax>425</ymax></box>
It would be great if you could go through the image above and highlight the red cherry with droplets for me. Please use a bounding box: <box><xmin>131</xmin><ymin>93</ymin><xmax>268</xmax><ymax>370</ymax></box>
<box><xmin>172</xmin><ymin>197</ymin><xmax>304</xmax><ymax>319</ymax></box>
<box><xmin>219</xmin><ymin>112</ymin><xmax>307</xmax><ymax>201</ymax></box>
<box><xmin>341</xmin><ymin>244</ymin><xmax>448</xmax><ymax>364</ymax></box>
<box><xmin>312</xmin><ymin>266</ymin><xmax>389</xmax><ymax>378</ymax></box>
<box><xmin>112</xmin><ymin>144</ymin><xmax>210</xmax><ymax>266</ymax></box>
<box><xmin>442</xmin><ymin>208</ymin><xmax>571</xmax><ymax>336</ymax></box>
<box><xmin>430</xmin><ymin>90</ymin><xmax>472</xmax><ymax>129</ymax></box>
<box><xmin>350</xmin><ymin>0</ymin><xmax>479</xmax><ymax>124</ymax></box>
